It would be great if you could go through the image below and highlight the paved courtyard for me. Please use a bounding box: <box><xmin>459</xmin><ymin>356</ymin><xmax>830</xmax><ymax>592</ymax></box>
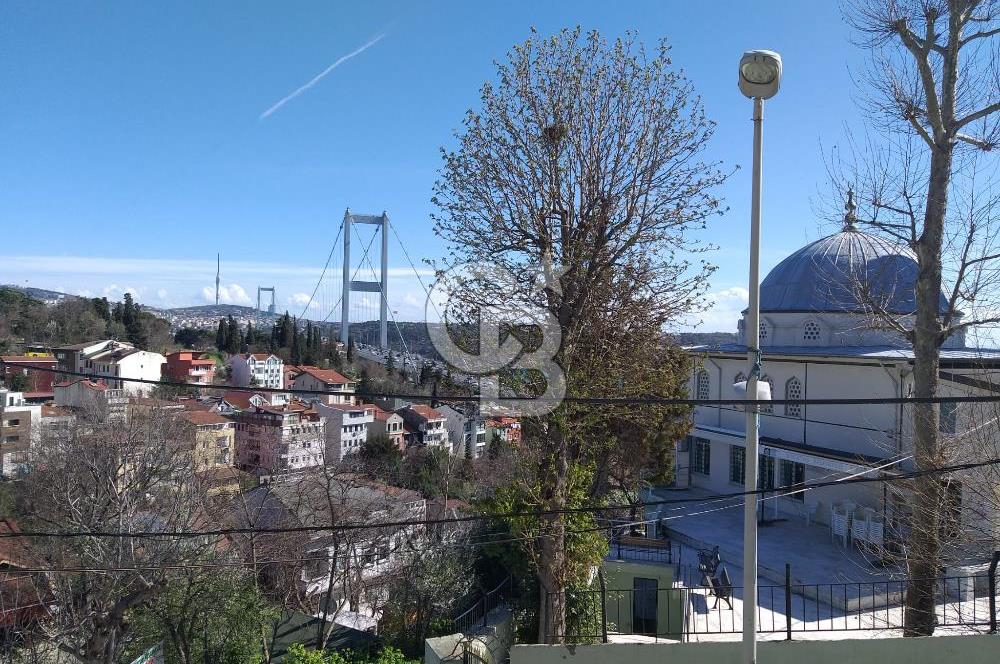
<box><xmin>643</xmin><ymin>486</ymin><xmax>900</xmax><ymax>587</ymax></box>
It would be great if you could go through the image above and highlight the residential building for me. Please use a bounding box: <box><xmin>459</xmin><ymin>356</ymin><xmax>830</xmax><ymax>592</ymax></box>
<box><xmin>218</xmin><ymin>389</ymin><xmax>289</xmax><ymax>414</ymax></box>
<box><xmin>178</xmin><ymin>410</ymin><xmax>236</xmax><ymax>471</ymax></box>
<box><xmin>162</xmin><ymin>350</ymin><xmax>217</xmax><ymax>385</ymax></box>
<box><xmin>283</xmin><ymin>364</ymin><xmax>308</xmax><ymax>389</ymax></box>
<box><xmin>487</xmin><ymin>415</ymin><xmax>522</xmax><ymax>446</ymax></box>
<box><xmin>240</xmin><ymin>472</ymin><xmax>426</xmax><ymax>616</ymax></box>
<box><xmin>231</xmin><ymin>401</ymin><xmax>325</xmax><ymax>476</ymax></box>
<box><xmin>398</xmin><ymin>404</ymin><xmax>449</xmax><ymax>450</ymax></box>
<box><xmin>365</xmin><ymin>404</ymin><xmax>405</xmax><ymax>450</ymax></box>
<box><xmin>52</xmin><ymin>340</ymin><xmax>165</xmax><ymax>395</ymax></box>
<box><xmin>315</xmin><ymin>402</ymin><xmax>374</xmax><ymax>461</ymax></box>
<box><xmin>53</xmin><ymin>379</ymin><xmax>127</xmax><ymax>420</ymax></box>
<box><xmin>0</xmin><ymin>389</ymin><xmax>40</xmax><ymax>476</ymax></box>
<box><xmin>290</xmin><ymin>367</ymin><xmax>356</xmax><ymax>405</ymax></box>
<box><xmin>229</xmin><ymin>353</ymin><xmax>284</xmax><ymax>390</ymax></box>
<box><xmin>679</xmin><ymin>209</ymin><xmax>1000</xmax><ymax>553</ymax></box>
<box><xmin>0</xmin><ymin>355</ymin><xmax>57</xmax><ymax>398</ymax></box>
<box><xmin>438</xmin><ymin>404</ymin><xmax>487</xmax><ymax>458</ymax></box>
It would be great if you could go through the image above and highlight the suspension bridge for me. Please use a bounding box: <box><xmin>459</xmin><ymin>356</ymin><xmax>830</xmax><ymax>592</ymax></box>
<box><xmin>294</xmin><ymin>208</ymin><xmax>437</xmax><ymax>354</ymax></box>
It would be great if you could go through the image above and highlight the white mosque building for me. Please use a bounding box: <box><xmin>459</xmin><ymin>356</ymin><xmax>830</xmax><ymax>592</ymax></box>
<box><xmin>680</xmin><ymin>196</ymin><xmax>1000</xmax><ymax>557</ymax></box>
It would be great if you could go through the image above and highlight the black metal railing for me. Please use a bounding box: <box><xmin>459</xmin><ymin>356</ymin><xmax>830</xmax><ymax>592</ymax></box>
<box><xmin>544</xmin><ymin>565</ymin><xmax>1000</xmax><ymax>643</ymax></box>
<box><xmin>451</xmin><ymin>576</ymin><xmax>513</xmax><ymax>635</ymax></box>
<box><xmin>605</xmin><ymin>540</ymin><xmax>681</xmax><ymax>566</ymax></box>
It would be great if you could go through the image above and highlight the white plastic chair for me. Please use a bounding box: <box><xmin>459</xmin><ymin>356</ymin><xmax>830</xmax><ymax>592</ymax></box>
<box><xmin>867</xmin><ymin>514</ymin><xmax>885</xmax><ymax>555</ymax></box>
<box><xmin>851</xmin><ymin>507</ymin><xmax>870</xmax><ymax>547</ymax></box>
<box><xmin>830</xmin><ymin>505</ymin><xmax>849</xmax><ymax>548</ymax></box>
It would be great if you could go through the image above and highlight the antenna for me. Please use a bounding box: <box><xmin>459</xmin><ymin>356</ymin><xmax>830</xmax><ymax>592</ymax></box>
<box><xmin>215</xmin><ymin>254</ymin><xmax>221</xmax><ymax>306</ymax></box>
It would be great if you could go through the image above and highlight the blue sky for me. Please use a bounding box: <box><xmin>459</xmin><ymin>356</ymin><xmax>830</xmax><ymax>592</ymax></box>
<box><xmin>0</xmin><ymin>1</ymin><xmax>866</xmax><ymax>331</ymax></box>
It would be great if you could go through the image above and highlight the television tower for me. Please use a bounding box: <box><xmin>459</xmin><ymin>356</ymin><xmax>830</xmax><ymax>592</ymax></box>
<box><xmin>215</xmin><ymin>254</ymin><xmax>221</xmax><ymax>305</ymax></box>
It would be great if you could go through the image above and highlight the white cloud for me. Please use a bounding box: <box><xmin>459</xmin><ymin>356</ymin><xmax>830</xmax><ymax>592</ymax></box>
<box><xmin>289</xmin><ymin>292</ymin><xmax>320</xmax><ymax>309</ymax></box>
<box><xmin>157</xmin><ymin>288</ymin><xmax>168</xmax><ymax>300</ymax></box>
<box><xmin>101</xmin><ymin>284</ymin><xmax>140</xmax><ymax>301</ymax></box>
<box><xmin>677</xmin><ymin>286</ymin><xmax>748</xmax><ymax>333</ymax></box>
<box><xmin>202</xmin><ymin>283</ymin><xmax>251</xmax><ymax>305</ymax></box>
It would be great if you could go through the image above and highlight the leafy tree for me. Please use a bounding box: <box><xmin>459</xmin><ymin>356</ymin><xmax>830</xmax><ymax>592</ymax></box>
<box><xmin>432</xmin><ymin>28</ymin><xmax>722</xmax><ymax>640</ymax></box>
<box><xmin>126</xmin><ymin>570</ymin><xmax>277</xmax><ymax>664</ymax></box>
<box><xmin>174</xmin><ymin>327</ymin><xmax>205</xmax><ymax>349</ymax></box>
<box><xmin>346</xmin><ymin>336</ymin><xmax>355</xmax><ymax>362</ymax></box>
<box><xmin>385</xmin><ymin>352</ymin><xmax>395</xmax><ymax>375</ymax></box>
<box><xmin>6</xmin><ymin>372</ymin><xmax>30</xmax><ymax>392</ymax></box>
<box><xmin>291</xmin><ymin>318</ymin><xmax>303</xmax><ymax>365</ymax></box>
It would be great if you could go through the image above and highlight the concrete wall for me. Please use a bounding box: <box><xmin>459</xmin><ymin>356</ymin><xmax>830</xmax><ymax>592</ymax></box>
<box><xmin>512</xmin><ymin>634</ymin><xmax>1000</xmax><ymax>664</ymax></box>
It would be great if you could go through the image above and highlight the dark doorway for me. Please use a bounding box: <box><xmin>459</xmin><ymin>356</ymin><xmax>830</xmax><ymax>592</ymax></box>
<box><xmin>632</xmin><ymin>577</ymin><xmax>658</xmax><ymax>635</ymax></box>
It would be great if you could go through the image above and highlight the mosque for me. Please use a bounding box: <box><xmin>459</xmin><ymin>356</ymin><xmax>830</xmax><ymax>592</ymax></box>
<box><xmin>680</xmin><ymin>194</ymin><xmax>1000</xmax><ymax>557</ymax></box>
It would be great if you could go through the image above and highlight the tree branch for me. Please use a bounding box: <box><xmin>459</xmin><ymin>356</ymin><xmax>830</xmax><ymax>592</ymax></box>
<box><xmin>956</xmin><ymin>101</ymin><xmax>1000</xmax><ymax>129</ymax></box>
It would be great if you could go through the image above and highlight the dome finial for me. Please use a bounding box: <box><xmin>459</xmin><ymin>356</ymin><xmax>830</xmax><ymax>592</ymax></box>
<box><xmin>844</xmin><ymin>186</ymin><xmax>857</xmax><ymax>231</ymax></box>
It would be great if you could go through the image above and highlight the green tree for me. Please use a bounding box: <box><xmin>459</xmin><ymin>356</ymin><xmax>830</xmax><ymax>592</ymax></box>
<box><xmin>432</xmin><ymin>28</ymin><xmax>719</xmax><ymax>640</ymax></box>
<box><xmin>216</xmin><ymin>318</ymin><xmax>228</xmax><ymax>351</ymax></box>
<box><xmin>6</xmin><ymin>372</ymin><xmax>30</xmax><ymax>392</ymax></box>
<box><xmin>126</xmin><ymin>571</ymin><xmax>277</xmax><ymax>664</ymax></box>
<box><xmin>385</xmin><ymin>352</ymin><xmax>395</xmax><ymax>375</ymax></box>
<box><xmin>174</xmin><ymin>327</ymin><xmax>205</xmax><ymax>349</ymax></box>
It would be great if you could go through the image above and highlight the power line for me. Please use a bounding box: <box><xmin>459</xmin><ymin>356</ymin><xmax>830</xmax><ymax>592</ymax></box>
<box><xmin>1</xmin><ymin>457</ymin><xmax>996</xmax><ymax>541</ymax></box>
<box><xmin>5</xmin><ymin>360</ymin><xmax>1000</xmax><ymax>407</ymax></box>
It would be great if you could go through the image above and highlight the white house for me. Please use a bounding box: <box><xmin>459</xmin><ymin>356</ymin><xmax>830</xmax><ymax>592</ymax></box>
<box><xmin>290</xmin><ymin>367</ymin><xmax>356</xmax><ymax>405</ymax></box>
<box><xmin>53</xmin><ymin>340</ymin><xmax>165</xmax><ymax>396</ymax></box>
<box><xmin>315</xmin><ymin>402</ymin><xmax>374</xmax><ymax>461</ymax></box>
<box><xmin>229</xmin><ymin>353</ymin><xmax>284</xmax><ymax>390</ymax></box>
<box><xmin>679</xmin><ymin>207</ymin><xmax>1000</xmax><ymax>557</ymax></box>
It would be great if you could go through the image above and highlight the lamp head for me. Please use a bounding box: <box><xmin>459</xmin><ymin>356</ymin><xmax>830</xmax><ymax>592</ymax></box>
<box><xmin>739</xmin><ymin>50</ymin><xmax>782</xmax><ymax>99</ymax></box>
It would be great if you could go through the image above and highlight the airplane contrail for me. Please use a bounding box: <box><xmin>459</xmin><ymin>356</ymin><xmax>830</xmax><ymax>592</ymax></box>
<box><xmin>260</xmin><ymin>33</ymin><xmax>386</xmax><ymax>119</ymax></box>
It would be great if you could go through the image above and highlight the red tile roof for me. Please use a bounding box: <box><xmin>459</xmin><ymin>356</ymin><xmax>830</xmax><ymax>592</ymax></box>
<box><xmin>53</xmin><ymin>378</ymin><xmax>108</xmax><ymax>391</ymax></box>
<box><xmin>406</xmin><ymin>404</ymin><xmax>444</xmax><ymax>420</ymax></box>
<box><xmin>296</xmin><ymin>367</ymin><xmax>352</xmax><ymax>385</ymax></box>
<box><xmin>0</xmin><ymin>355</ymin><xmax>56</xmax><ymax>364</ymax></box>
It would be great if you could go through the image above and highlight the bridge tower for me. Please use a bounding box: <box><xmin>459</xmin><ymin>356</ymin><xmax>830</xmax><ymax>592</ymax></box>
<box><xmin>340</xmin><ymin>209</ymin><xmax>389</xmax><ymax>349</ymax></box>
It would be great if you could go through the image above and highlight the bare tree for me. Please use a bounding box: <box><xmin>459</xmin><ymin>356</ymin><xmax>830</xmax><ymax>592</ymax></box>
<box><xmin>15</xmin><ymin>407</ymin><xmax>212</xmax><ymax>664</ymax></box>
<box><xmin>432</xmin><ymin>28</ymin><xmax>726</xmax><ymax>641</ymax></box>
<box><xmin>840</xmin><ymin>0</ymin><xmax>1000</xmax><ymax>635</ymax></box>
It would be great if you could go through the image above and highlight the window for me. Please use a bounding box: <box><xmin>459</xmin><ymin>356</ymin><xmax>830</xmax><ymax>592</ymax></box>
<box><xmin>759</xmin><ymin>321</ymin><xmax>769</xmax><ymax>343</ymax></box>
<box><xmin>692</xmin><ymin>437</ymin><xmax>711</xmax><ymax>475</ymax></box>
<box><xmin>696</xmin><ymin>369</ymin><xmax>710</xmax><ymax>402</ymax></box>
<box><xmin>803</xmin><ymin>320</ymin><xmax>821</xmax><ymax>342</ymax></box>
<box><xmin>759</xmin><ymin>455</ymin><xmax>775</xmax><ymax>491</ymax></box>
<box><xmin>729</xmin><ymin>445</ymin><xmax>745</xmax><ymax>484</ymax></box>
<box><xmin>785</xmin><ymin>377</ymin><xmax>803</xmax><ymax>418</ymax></box>
<box><xmin>5</xmin><ymin>419</ymin><xmax>19</xmax><ymax>426</ymax></box>
<box><xmin>940</xmin><ymin>402</ymin><xmax>958</xmax><ymax>434</ymax></box>
<box><xmin>759</xmin><ymin>375</ymin><xmax>774</xmax><ymax>414</ymax></box>
<box><xmin>779</xmin><ymin>460</ymin><xmax>806</xmax><ymax>501</ymax></box>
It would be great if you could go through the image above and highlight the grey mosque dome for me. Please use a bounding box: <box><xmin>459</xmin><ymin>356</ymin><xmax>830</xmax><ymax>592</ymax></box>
<box><xmin>759</xmin><ymin>192</ymin><xmax>948</xmax><ymax>315</ymax></box>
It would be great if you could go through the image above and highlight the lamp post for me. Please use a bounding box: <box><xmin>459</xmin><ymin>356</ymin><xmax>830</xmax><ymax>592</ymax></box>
<box><xmin>738</xmin><ymin>49</ymin><xmax>782</xmax><ymax>664</ymax></box>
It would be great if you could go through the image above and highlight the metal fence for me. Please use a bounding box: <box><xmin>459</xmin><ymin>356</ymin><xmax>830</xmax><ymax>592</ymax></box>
<box><xmin>451</xmin><ymin>576</ymin><xmax>514</xmax><ymax>634</ymax></box>
<box><xmin>545</xmin><ymin>565</ymin><xmax>1000</xmax><ymax>643</ymax></box>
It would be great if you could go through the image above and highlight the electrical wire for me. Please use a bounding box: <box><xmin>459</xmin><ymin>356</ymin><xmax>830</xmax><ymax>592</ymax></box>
<box><xmin>5</xmin><ymin>360</ymin><xmax>1000</xmax><ymax>407</ymax></box>
<box><xmin>0</xmin><ymin>456</ymin><xmax>996</xmax><ymax>541</ymax></box>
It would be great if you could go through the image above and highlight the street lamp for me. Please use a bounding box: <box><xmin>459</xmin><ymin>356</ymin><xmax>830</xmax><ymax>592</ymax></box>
<box><xmin>738</xmin><ymin>48</ymin><xmax>781</xmax><ymax>664</ymax></box>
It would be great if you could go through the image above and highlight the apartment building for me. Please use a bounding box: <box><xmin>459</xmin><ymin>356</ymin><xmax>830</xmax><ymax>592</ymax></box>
<box><xmin>398</xmin><ymin>404</ymin><xmax>449</xmax><ymax>450</ymax></box>
<box><xmin>0</xmin><ymin>389</ymin><xmax>40</xmax><ymax>476</ymax></box>
<box><xmin>231</xmin><ymin>401</ymin><xmax>325</xmax><ymax>476</ymax></box>
<box><xmin>438</xmin><ymin>404</ymin><xmax>487</xmax><ymax>458</ymax></box>
<box><xmin>314</xmin><ymin>402</ymin><xmax>374</xmax><ymax>461</ymax></box>
<box><xmin>53</xmin><ymin>379</ymin><xmax>128</xmax><ymax>420</ymax></box>
<box><xmin>177</xmin><ymin>410</ymin><xmax>236</xmax><ymax>472</ymax></box>
<box><xmin>162</xmin><ymin>351</ymin><xmax>217</xmax><ymax>385</ymax></box>
<box><xmin>229</xmin><ymin>353</ymin><xmax>284</xmax><ymax>390</ymax></box>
